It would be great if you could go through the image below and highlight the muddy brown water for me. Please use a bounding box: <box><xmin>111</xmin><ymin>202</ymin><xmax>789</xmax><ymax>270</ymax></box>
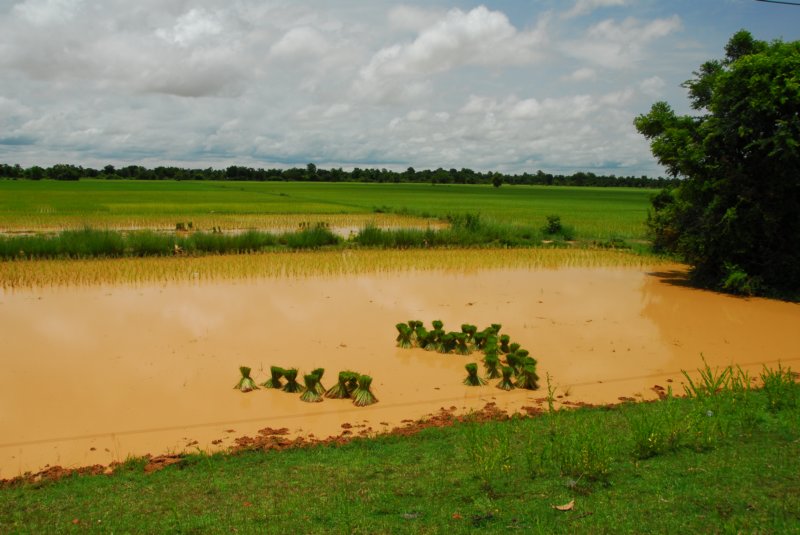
<box><xmin>1</xmin><ymin>266</ymin><xmax>798</xmax><ymax>478</ymax></box>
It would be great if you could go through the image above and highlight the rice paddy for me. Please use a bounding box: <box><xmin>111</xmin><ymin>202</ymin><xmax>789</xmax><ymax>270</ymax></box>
<box><xmin>0</xmin><ymin>247</ymin><xmax>672</xmax><ymax>288</ymax></box>
<box><xmin>0</xmin><ymin>179</ymin><xmax>653</xmax><ymax>239</ymax></box>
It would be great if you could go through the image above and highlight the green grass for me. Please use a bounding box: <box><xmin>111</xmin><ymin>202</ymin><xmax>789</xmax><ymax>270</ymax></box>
<box><xmin>0</xmin><ymin>180</ymin><xmax>654</xmax><ymax>239</ymax></box>
<box><xmin>2</xmin><ymin>367</ymin><xmax>797</xmax><ymax>534</ymax></box>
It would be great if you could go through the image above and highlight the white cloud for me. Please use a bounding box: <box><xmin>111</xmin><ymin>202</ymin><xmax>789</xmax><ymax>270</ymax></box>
<box><xmin>564</xmin><ymin>16</ymin><xmax>682</xmax><ymax>69</ymax></box>
<box><xmin>563</xmin><ymin>0</ymin><xmax>629</xmax><ymax>19</ymax></box>
<box><xmin>563</xmin><ymin>67</ymin><xmax>597</xmax><ymax>82</ymax></box>
<box><xmin>13</xmin><ymin>0</ymin><xmax>82</xmax><ymax>26</ymax></box>
<box><xmin>387</xmin><ymin>5</ymin><xmax>446</xmax><ymax>31</ymax></box>
<box><xmin>156</xmin><ymin>8</ymin><xmax>223</xmax><ymax>48</ymax></box>
<box><xmin>354</xmin><ymin>6</ymin><xmax>548</xmax><ymax>103</ymax></box>
<box><xmin>639</xmin><ymin>76</ymin><xmax>666</xmax><ymax>97</ymax></box>
<box><xmin>270</xmin><ymin>27</ymin><xmax>330</xmax><ymax>58</ymax></box>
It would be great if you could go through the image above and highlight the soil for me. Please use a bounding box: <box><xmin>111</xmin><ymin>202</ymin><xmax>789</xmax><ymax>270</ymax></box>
<box><xmin>1</xmin><ymin>265</ymin><xmax>798</xmax><ymax>479</ymax></box>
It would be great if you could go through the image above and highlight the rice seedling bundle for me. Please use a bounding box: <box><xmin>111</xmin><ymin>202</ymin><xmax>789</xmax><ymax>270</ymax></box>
<box><xmin>234</xmin><ymin>366</ymin><xmax>259</xmax><ymax>393</ymax></box>
<box><xmin>516</xmin><ymin>365</ymin><xmax>540</xmax><ymax>390</ymax></box>
<box><xmin>505</xmin><ymin>353</ymin><xmax>521</xmax><ymax>375</ymax></box>
<box><xmin>508</xmin><ymin>342</ymin><xmax>521</xmax><ymax>354</ymax></box>
<box><xmin>497</xmin><ymin>366</ymin><xmax>516</xmax><ymax>391</ymax></box>
<box><xmin>483</xmin><ymin>352</ymin><xmax>501</xmax><ymax>379</ymax></box>
<box><xmin>499</xmin><ymin>335</ymin><xmax>511</xmax><ymax>353</ymax></box>
<box><xmin>439</xmin><ymin>333</ymin><xmax>457</xmax><ymax>354</ymax></box>
<box><xmin>464</xmin><ymin>363</ymin><xmax>487</xmax><ymax>386</ymax></box>
<box><xmin>282</xmin><ymin>368</ymin><xmax>304</xmax><ymax>393</ymax></box>
<box><xmin>325</xmin><ymin>371</ymin><xmax>355</xmax><ymax>399</ymax></box>
<box><xmin>395</xmin><ymin>323</ymin><xmax>414</xmax><ymax>349</ymax></box>
<box><xmin>261</xmin><ymin>366</ymin><xmax>285</xmax><ymax>388</ymax></box>
<box><xmin>352</xmin><ymin>375</ymin><xmax>378</xmax><ymax>406</ymax></box>
<box><xmin>346</xmin><ymin>373</ymin><xmax>360</xmax><ymax>395</ymax></box>
<box><xmin>311</xmin><ymin>368</ymin><xmax>326</xmax><ymax>394</ymax></box>
<box><xmin>431</xmin><ymin>320</ymin><xmax>444</xmax><ymax>331</ymax></box>
<box><xmin>454</xmin><ymin>333</ymin><xmax>471</xmax><ymax>355</ymax></box>
<box><xmin>414</xmin><ymin>325</ymin><xmax>430</xmax><ymax>349</ymax></box>
<box><xmin>490</xmin><ymin>323</ymin><xmax>502</xmax><ymax>335</ymax></box>
<box><xmin>300</xmin><ymin>374</ymin><xmax>324</xmax><ymax>402</ymax></box>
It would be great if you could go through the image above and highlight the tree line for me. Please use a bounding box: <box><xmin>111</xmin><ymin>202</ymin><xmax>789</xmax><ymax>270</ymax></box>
<box><xmin>0</xmin><ymin>162</ymin><xmax>677</xmax><ymax>188</ymax></box>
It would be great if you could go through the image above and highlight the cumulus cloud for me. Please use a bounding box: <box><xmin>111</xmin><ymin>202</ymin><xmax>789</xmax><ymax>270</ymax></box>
<box><xmin>564</xmin><ymin>16</ymin><xmax>682</xmax><ymax>69</ymax></box>
<box><xmin>562</xmin><ymin>0</ymin><xmax>629</xmax><ymax>19</ymax></box>
<box><xmin>0</xmin><ymin>1</ymin><xmax>697</xmax><ymax>175</ymax></box>
<box><xmin>354</xmin><ymin>6</ymin><xmax>548</xmax><ymax>103</ymax></box>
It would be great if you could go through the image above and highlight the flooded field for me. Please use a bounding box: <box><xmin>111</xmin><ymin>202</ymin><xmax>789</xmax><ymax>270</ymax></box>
<box><xmin>1</xmin><ymin>266</ymin><xmax>798</xmax><ymax>478</ymax></box>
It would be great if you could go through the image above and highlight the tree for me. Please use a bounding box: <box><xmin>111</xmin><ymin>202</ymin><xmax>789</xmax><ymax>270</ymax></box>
<box><xmin>491</xmin><ymin>173</ymin><xmax>503</xmax><ymax>188</ymax></box>
<box><xmin>635</xmin><ymin>30</ymin><xmax>800</xmax><ymax>297</ymax></box>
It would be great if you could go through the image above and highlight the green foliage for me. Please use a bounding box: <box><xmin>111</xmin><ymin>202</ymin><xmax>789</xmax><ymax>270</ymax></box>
<box><xmin>635</xmin><ymin>30</ymin><xmax>800</xmax><ymax>297</ymax></box>
<box><xmin>760</xmin><ymin>364</ymin><xmax>797</xmax><ymax>412</ymax></box>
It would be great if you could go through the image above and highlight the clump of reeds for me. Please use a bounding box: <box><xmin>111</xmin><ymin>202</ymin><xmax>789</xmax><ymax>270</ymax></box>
<box><xmin>282</xmin><ymin>368</ymin><xmax>304</xmax><ymax>393</ymax></box>
<box><xmin>497</xmin><ymin>366</ymin><xmax>516</xmax><ymax>390</ymax></box>
<box><xmin>326</xmin><ymin>371</ymin><xmax>356</xmax><ymax>399</ymax></box>
<box><xmin>396</xmin><ymin>323</ymin><xmax>414</xmax><ymax>349</ymax></box>
<box><xmin>261</xmin><ymin>366</ymin><xmax>285</xmax><ymax>389</ymax></box>
<box><xmin>300</xmin><ymin>374</ymin><xmax>324</xmax><ymax>402</ymax></box>
<box><xmin>353</xmin><ymin>375</ymin><xmax>378</xmax><ymax>406</ymax></box>
<box><xmin>483</xmin><ymin>352</ymin><xmax>501</xmax><ymax>379</ymax></box>
<box><xmin>464</xmin><ymin>363</ymin><xmax>487</xmax><ymax>386</ymax></box>
<box><xmin>234</xmin><ymin>366</ymin><xmax>259</xmax><ymax>392</ymax></box>
<box><xmin>312</xmin><ymin>368</ymin><xmax>326</xmax><ymax>394</ymax></box>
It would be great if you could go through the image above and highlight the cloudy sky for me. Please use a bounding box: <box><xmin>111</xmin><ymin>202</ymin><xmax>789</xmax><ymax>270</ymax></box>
<box><xmin>0</xmin><ymin>0</ymin><xmax>797</xmax><ymax>176</ymax></box>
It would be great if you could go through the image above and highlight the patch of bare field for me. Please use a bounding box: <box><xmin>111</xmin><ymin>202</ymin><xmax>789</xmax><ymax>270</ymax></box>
<box><xmin>1</xmin><ymin>263</ymin><xmax>798</xmax><ymax>478</ymax></box>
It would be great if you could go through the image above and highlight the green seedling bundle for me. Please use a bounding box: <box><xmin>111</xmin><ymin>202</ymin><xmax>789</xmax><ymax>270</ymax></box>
<box><xmin>235</xmin><ymin>366</ymin><xmax>377</xmax><ymax>407</ymax></box>
<box><xmin>395</xmin><ymin>320</ymin><xmax>540</xmax><ymax>392</ymax></box>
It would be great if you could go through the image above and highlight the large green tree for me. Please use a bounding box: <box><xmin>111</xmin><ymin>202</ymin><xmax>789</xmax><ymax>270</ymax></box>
<box><xmin>635</xmin><ymin>30</ymin><xmax>800</xmax><ymax>297</ymax></box>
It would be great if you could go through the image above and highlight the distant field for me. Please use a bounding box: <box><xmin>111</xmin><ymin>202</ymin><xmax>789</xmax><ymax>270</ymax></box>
<box><xmin>0</xmin><ymin>180</ymin><xmax>655</xmax><ymax>239</ymax></box>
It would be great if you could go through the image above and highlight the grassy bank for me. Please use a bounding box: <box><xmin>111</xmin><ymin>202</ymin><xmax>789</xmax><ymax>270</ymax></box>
<box><xmin>0</xmin><ymin>180</ymin><xmax>653</xmax><ymax>239</ymax></box>
<box><xmin>2</xmin><ymin>365</ymin><xmax>797</xmax><ymax>533</ymax></box>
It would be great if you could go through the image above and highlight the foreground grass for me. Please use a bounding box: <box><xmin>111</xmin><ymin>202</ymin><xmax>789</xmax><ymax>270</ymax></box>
<box><xmin>0</xmin><ymin>180</ymin><xmax>653</xmax><ymax>239</ymax></box>
<box><xmin>2</xmin><ymin>368</ymin><xmax>798</xmax><ymax>534</ymax></box>
<box><xmin>0</xmin><ymin>248</ymin><xmax>675</xmax><ymax>287</ymax></box>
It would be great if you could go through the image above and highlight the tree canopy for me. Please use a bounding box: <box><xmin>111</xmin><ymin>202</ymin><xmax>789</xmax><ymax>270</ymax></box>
<box><xmin>635</xmin><ymin>30</ymin><xmax>800</xmax><ymax>298</ymax></box>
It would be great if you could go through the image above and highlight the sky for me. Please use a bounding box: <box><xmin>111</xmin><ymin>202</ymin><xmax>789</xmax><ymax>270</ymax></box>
<box><xmin>0</xmin><ymin>0</ymin><xmax>798</xmax><ymax>176</ymax></box>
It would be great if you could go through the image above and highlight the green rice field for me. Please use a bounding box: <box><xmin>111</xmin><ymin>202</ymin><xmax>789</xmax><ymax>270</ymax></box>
<box><xmin>0</xmin><ymin>180</ymin><xmax>655</xmax><ymax>239</ymax></box>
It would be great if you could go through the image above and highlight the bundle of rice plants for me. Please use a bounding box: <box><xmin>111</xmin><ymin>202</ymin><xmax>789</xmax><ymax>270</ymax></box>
<box><xmin>415</xmin><ymin>325</ymin><xmax>431</xmax><ymax>349</ymax></box>
<box><xmin>505</xmin><ymin>352</ymin><xmax>521</xmax><ymax>375</ymax></box>
<box><xmin>353</xmin><ymin>375</ymin><xmax>378</xmax><ymax>406</ymax></box>
<box><xmin>325</xmin><ymin>371</ymin><xmax>355</xmax><ymax>399</ymax></box>
<box><xmin>312</xmin><ymin>368</ymin><xmax>326</xmax><ymax>394</ymax></box>
<box><xmin>439</xmin><ymin>332</ymin><xmax>457</xmax><ymax>354</ymax></box>
<box><xmin>427</xmin><ymin>329</ymin><xmax>445</xmax><ymax>352</ymax></box>
<box><xmin>499</xmin><ymin>335</ymin><xmax>511</xmax><ymax>354</ymax></box>
<box><xmin>483</xmin><ymin>352</ymin><xmax>501</xmax><ymax>379</ymax></box>
<box><xmin>484</xmin><ymin>334</ymin><xmax>499</xmax><ymax>355</ymax></box>
<box><xmin>516</xmin><ymin>364</ymin><xmax>540</xmax><ymax>390</ymax></box>
<box><xmin>497</xmin><ymin>366</ymin><xmax>516</xmax><ymax>391</ymax></box>
<box><xmin>396</xmin><ymin>323</ymin><xmax>414</xmax><ymax>349</ymax></box>
<box><xmin>461</xmin><ymin>324</ymin><xmax>478</xmax><ymax>342</ymax></box>
<box><xmin>509</xmin><ymin>343</ymin><xmax>521</xmax><ymax>354</ymax></box>
<box><xmin>432</xmin><ymin>320</ymin><xmax>444</xmax><ymax>331</ymax></box>
<box><xmin>282</xmin><ymin>368</ymin><xmax>304</xmax><ymax>393</ymax></box>
<box><xmin>300</xmin><ymin>374</ymin><xmax>324</xmax><ymax>402</ymax></box>
<box><xmin>454</xmin><ymin>333</ymin><xmax>472</xmax><ymax>355</ymax></box>
<box><xmin>408</xmin><ymin>320</ymin><xmax>423</xmax><ymax>344</ymax></box>
<box><xmin>473</xmin><ymin>330</ymin><xmax>487</xmax><ymax>350</ymax></box>
<box><xmin>261</xmin><ymin>366</ymin><xmax>285</xmax><ymax>389</ymax></box>
<box><xmin>346</xmin><ymin>372</ymin><xmax>360</xmax><ymax>394</ymax></box>
<box><xmin>464</xmin><ymin>363</ymin><xmax>487</xmax><ymax>386</ymax></box>
<box><xmin>234</xmin><ymin>366</ymin><xmax>259</xmax><ymax>392</ymax></box>
<box><xmin>490</xmin><ymin>323</ymin><xmax>502</xmax><ymax>335</ymax></box>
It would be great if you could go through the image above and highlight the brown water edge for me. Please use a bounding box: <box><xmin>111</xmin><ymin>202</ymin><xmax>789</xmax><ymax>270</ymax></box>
<box><xmin>1</xmin><ymin>267</ymin><xmax>798</xmax><ymax>478</ymax></box>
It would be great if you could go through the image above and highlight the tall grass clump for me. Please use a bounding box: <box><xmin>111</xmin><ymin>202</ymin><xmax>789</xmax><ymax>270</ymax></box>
<box><xmin>280</xmin><ymin>223</ymin><xmax>340</xmax><ymax>249</ymax></box>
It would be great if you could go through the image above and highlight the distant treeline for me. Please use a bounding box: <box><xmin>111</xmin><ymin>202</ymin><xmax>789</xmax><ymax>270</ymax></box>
<box><xmin>0</xmin><ymin>163</ymin><xmax>678</xmax><ymax>188</ymax></box>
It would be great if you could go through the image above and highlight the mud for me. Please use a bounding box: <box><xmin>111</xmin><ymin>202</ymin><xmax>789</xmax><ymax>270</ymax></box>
<box><xmin>1</xmin><ymin>266</ymin><xmax>798</xmax><ymax>478</ymax></box>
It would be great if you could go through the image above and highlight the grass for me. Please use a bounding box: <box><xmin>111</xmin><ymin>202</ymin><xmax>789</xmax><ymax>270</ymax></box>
<box><xmin>1</xmin><ymin>365</ymin><xmax>797</xmax><ymax>533</ymax></box>
<box><xmin>0</xmin><ymin>247</ymin><xmax>675</xmax><ymax>288</ymax></box>
<box><xmin>0</xmin><ymin>179</ymin><xmax>654</xmax><ymax>239</ymax></box>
